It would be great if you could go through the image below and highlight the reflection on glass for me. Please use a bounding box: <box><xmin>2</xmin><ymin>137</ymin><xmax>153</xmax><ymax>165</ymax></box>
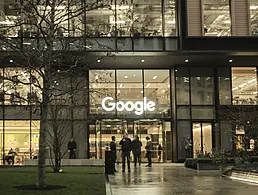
<box><xmin>4</xmin><ymin>68</ymin><xmax>31</xmax><ymax>105</ymax></box>
<box><xmin>89</xmin><ymin>70</ymin><xmax>115</xmax><ymax>115</ymax></box>
<box><xmin>144</xmin><ymin>70</ymin><xmax>170</xmax><ymax>117</ymax></box>
<box><xmin>203</xmin><ymin>0</ymin><xmax>231</xmax><ymax>36</ymax></box>
<box><xmin>164</xmin><ymin>0</ymin><xmax>176</xmax><ymax>36</ymax></box>
<box><xmin>191</xmin><ymin>68</ymin><xmax>214</xmax><ymax>105</ymax></box>
<box><xmin>218</xmin><ymin>67</ymin><xmax>231</xmax><ymax>105</ymax></box>
<box><xmin>232</xmin><ymin>67</ymin><xmax>257</xmax><ymax>105</ymax></box>
<box><xmin>250</xmin><ymin>0</ymin><xmax>258</xmax><ymax>36</ymax></box>
<box><xmin>176</xmin><ymin>68</ymin><xmax>190</xmax><ymax>105</ymax></box>
<box><xmin>133</xmin><ymin>1</ymin><xmax>162</xmax><ymax>37</ymax></box>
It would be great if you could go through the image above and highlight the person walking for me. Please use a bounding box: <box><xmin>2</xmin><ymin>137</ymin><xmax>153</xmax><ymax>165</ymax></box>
<box><xmin>68</xmin><ymin>138</ymin><xmax>77</xmax><ymax>159</ymax></box>
<box><xmin>110</xmin><ymin>136</ymin><xmax>118</xmax><ymax>172</ymax></box>
<box><xmin>145</xmin><ymin>136</ymin><xmax>152</xmax><ymax>167</ymax></box>
<box><xmin>132</xmin><ymin>135</ymin><xmax>142</xmax><ymax>167</ymax></box>
<box><xmin>119</xmin><ymin>133</ymin><xmax>132</xmax><ymax>172</ymax></box>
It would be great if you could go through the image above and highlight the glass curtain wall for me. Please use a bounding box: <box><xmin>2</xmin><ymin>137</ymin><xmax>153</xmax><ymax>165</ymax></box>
<box><xmin>85</xmin><ymin>0</ymin><xmax>176</xmax><ymax>37</ymax></box>
<box><xmin>1</xmin><ymin>120</ymin><xmax>40</xmax><ymax>165</ymax></box>
<box><xmin>250</xmin><ymin>0</ymin><xmax>258</xmax><ymax>35</ymax></box>
<box><xmin>232</xmin><ymin>67</ymin><xmax>257</xmax><ymax>105</ymax></box>
<box><xmin>202</xmin><ymin>0</ymin><xmax>231</xmax><ymax>36</ymax></box>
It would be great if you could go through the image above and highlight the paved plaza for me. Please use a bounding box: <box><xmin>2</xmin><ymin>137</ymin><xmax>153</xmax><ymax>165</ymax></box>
<box><xmin>108</xmin><ymin>164</ymin><xmax>258</xmax><ymax>195</ymax></box>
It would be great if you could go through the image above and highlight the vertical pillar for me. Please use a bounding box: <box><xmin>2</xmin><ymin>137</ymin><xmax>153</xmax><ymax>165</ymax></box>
<box><xmin>231</xmin><ymin>0</ymin><xmax>251</xmax><ymax>36</ymax></box>
<box><xmin>186</xmin><ymin>0</ymin><xmax>203</xmax><ymax>36</ymax></box>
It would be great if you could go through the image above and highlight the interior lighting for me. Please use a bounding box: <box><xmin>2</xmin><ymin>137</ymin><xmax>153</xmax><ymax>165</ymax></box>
<box><xmin>230</xmin><ymin>176</ymin><xmax>258</xmax><ymax>184</ymax></box>
<box><xmin>185</xmin><ymin>59</ymin><xmax>189</xmax><ymax>63</ymax></box>
<box><xmin>120</xmin><ymin>83</ymin><xmax>123</xmax><ymax>88</ymax></box>
<box><xmin>141</xmin><ymin>59</ymin><xmax>145</xmax><ymax>63</ymax></box>
<box><xmin>97</xmin><ymin>59</ymin><xmax>101</xmax><ymax>63</ymax></box>
<box><xmin>141</xmin><ymin>91</ymin><xmax>143</xmax><ymax>93</ymax></box>
<box><xmin>10</xmin><ymin>59</ymin><xmax>13</xmax><ymax>63</ymax></box>
<box><xmin>95</xmin><ymin>75</ymin><xmax>99</xmax><ymax>80</ymax></box>
<box><xmin>133</xmin><ymin>74</ymin><xmax>136</xmax><ymax>77</ymax></box>
<box><xmin>229</xmin><ymin>59</ymin><xmax>233</xmax><ymax>63</ymax></box>
<box><xmin>124</xmin><ymin>75</ymin><xmax>128</xmax><ymax>79</ymax></box>
<box><xmin>175</xmin><ymin>69</ymin><xmax>178</xmax><ymax>72</ymax></box>
<box><xmin>146</xmin><ymin>83</ymin><xmax>150</xmax><ymax>88</ymax></box>
<box><xmin>153</xmin><ymin>76</ymin><xmax>157</xmax><ymax>80</ymax></box>
<box><xmin>117</xmin><ymin>90</ymin><xmax>120</xmax><ymax>93</ymax></box>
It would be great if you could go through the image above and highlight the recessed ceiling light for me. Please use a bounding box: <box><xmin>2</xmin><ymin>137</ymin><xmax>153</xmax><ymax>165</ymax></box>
<box><xmin>95</xmin><ymin>75</ymin><xmax>99</xmax><ymax>80</ymax></box>
<box><xmin>120</xmin><ymin>83</ymin><xmax>123</xmax><ymax>88</ymax></box>
<box><xmin>141</xmin><ymin>91</ymin><xmax>143</xmax><ymax>93</ymax></box>
<box><xmin>153</xmin><ymin>76</ymin><xmax>157</xmax><ymax>80</ymax></box>
<box><xmin>10</xmin><ymin>59</ymin><xmax>13</xmax><ymax>63</ymax></box>
<box><xmin>133</xmin><ymin>74</ymin><xmax>136</xmax><ymax>77</ymax></box>
<box><xmin>124</xmin><ymin>75</ymin><xmax>128</xmax><ymax>79</ymax></box>
<box><xmin>175</xmin><ymin>69</ymin><xmax>178</xmax><ymax>72</ymax></box>
<box><xmin>146</xmin><ymin>83</ymin><xmax>150</xmax><ymax>88</ymax></box>
<box><xmin>185</xmin><ymin>59</ymin><xmax>189</xmax><ymax>63</ymax></box>
<box><xmin>141</xmin><ymin>59</ymin><xmax>145</xmax><ymax>63</ymax></box>
<box><xmin>57</xmin><ymin>69</ymin><xmax>60</xmax><ymax>72</ymax></box>
<box><xmin>117</xmin><ymin>90</ymin><xmax>120</xmax><ymax>93</ymax></box>
<box><xmin>97</xmin><ymin>59</ymin><xmax>101</xmax><ymax>63</ymax></box>
<box><xmin>229</xmin><ymin>59</ymin><xmax>233</xmax><ymax>63</ymax></box>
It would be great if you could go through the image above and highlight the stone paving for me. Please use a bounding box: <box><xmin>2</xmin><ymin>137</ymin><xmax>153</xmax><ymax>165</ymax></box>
<box><xmin>108</xmin><ymin>164</ymin><xmax>258</xmax><ymax>195</ymax></box>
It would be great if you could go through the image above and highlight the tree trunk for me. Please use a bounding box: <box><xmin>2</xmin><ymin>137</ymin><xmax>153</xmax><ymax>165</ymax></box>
<box><xmin>37</xmin><ymin>88</ymin><xmax>49</xmax><ymax>188</ymax></box>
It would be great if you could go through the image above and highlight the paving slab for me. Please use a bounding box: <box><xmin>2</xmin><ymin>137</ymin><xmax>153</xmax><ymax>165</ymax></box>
<box><xmin>108</xmin><ymin>164</ymin><xmax>258</xmax><ymax>195</ymax></box>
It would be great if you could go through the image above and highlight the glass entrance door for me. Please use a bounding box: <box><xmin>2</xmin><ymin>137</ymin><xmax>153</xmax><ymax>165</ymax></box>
<box><xmin>192</xmin><ymin>122</ymin><xmax>213</xmax><ymax>158</ymax></box>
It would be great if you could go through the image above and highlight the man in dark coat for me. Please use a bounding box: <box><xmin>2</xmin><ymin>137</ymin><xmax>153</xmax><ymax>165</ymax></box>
<box><xmin>119</xmin><ymin>133</ymin><xmax>132</xmax><ymax>172</ymax></box>
<box><xmin>132</xmin><ymin>135</ymin><xmax>142</xmax><ymax>167</ymax></box>
<box><xmin>68</xmin><ymin>138</ymin><xmax>77</xmax><ymax>159</ymax></box>
<box><xmin>110</xmin><ymin>136</ymin><xmax>118</xmax><ymax>172</ymax></box>
<box><xmin>145</xmin><ymin>136</ymin><xmax>152</xmax><ymax>167</ymax></box>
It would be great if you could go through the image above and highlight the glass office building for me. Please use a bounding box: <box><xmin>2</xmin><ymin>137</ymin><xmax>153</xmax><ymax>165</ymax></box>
<box><xmin>1</xmin><ymin>0</ymin><xmax>258</xmax><ymax>163</ymax></box>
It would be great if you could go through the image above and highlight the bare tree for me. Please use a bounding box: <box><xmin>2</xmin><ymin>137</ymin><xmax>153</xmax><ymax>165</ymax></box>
<box><xmin>217</xmin><ymin>105</ymin><xmax>258</xmax><ymax>151</ymax></box>
<box><xmin>0</xmin><ymin>0</ymin><xmax>114</xmax><ymax>189</ymax></box>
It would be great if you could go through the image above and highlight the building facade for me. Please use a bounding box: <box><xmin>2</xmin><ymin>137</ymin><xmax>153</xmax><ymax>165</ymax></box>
<box><xmin>1</xmin><ymin>0</ymin><xmax>258</xmax><ymax>163</ymax></box>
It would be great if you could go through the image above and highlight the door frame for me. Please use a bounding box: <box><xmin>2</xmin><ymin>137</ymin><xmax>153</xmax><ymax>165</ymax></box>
<box><xmin>191</xmin><ymin>121</ymin><xmax>215</xmax><ymax>157</ymax></box>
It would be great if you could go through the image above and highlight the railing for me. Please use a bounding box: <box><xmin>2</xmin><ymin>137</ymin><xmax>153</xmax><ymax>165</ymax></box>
<box><xmin>0</xmin><ymin>37</ymin><xmax>178</xmax><ymax>52</ymax></box>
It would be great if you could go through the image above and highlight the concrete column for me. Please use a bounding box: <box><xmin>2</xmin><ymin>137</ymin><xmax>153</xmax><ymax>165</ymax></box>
<box><xmin>231</xmin><ymin>0</ymin><xmax>251</xmax><ymax>36</ymax></box>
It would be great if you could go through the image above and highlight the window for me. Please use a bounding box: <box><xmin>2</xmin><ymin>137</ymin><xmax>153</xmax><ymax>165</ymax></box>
<box><xmin>250</xmin><ymin>0</ymin><xmax>258</xmax><ymax>35</ymax></box>
<box><xmin>218</xmin><ymin>67</ymin><xmax>231</xmax><ymax>105</ymax></box>
<box><xmin>164</xmin><ymin>0</ymin><xmax>176</xmax><ymax>36</ymax></box>
<box><xmin>176</xmin><ymin>68</ymin><xmax>190</xmax><ymax>105</ymax></box>
<box><xmin>203</xmin><ymin>0</ymin><xmax>231</xmax><ymax>36</ymax></box>
<box><xmin>133</xmin><ymin>0</ymin><xmax>162</xmax><ymax>37</ymax></box>
<box><xmin>89</xmin><ymin>70</ymin><xmax>115</xmax><ymax>115</ymax></box>
<box><xmin>191</xmin><ymin>68</ymin><xmax>214</xmax><ymax>105</ymax></box>
<box><xmin>144</xmin><ymin>70</ymin><xmax>170</xmax><ymax>117</ymax></box>
<box><xmin>116</xmin><ymin>70</ymin><xmax>143</xmax><ymax>117</ymax></box>
<box><xmin>232</xmin><ymin>67</ymin><xmax>257</xmax><ymax>105</ymax></box>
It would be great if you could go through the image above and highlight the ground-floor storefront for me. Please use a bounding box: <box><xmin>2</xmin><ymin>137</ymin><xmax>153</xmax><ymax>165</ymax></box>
<box><xmin>0</xmin><ymin>65</ymin><xmax>256</xmax><ymax>163</ymax></box>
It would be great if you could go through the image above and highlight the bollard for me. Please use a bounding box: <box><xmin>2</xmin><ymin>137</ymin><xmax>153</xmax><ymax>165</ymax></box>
<box><xmin>105</xmin><ymin>150</ymin><xmax>115</xmax><ymax>175</ymax></box>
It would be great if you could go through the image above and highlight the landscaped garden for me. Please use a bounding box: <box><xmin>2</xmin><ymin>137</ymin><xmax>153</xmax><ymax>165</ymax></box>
<box><xmin>0</xmin><ymin>167</ymin><xmax>106</xmax><ymax>195</ymax></box>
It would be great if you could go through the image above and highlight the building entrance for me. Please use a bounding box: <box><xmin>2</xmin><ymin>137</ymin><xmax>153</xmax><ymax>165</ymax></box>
<box><xmin>89</xmin><ymin>119</ymin><xmax>172</xmax><ymax>162</ymax></box>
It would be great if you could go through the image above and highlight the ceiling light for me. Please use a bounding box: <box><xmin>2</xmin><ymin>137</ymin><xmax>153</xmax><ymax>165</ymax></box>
<box><xmin>153</xmin><ymin>76</ymin><xmax>157</xmax><ymax>80</ymax></box>
<box><xmin>229</xmin><ymin>59</ymin><xmax>233</xmax><ymax>63</ymax></box>
<box><xmin>133</xmin><ymin>74</ymin><xmax>136</xmax><ymax>77</ymax></box>
<box><xmin>185</xmin><ymin>59</ymin><xmax>188</xmax><ymax>63</ymax></box>
<box><xmin>124</xmin><ymin>75</ymin><xmax>128</xmax><ymax>79</ymax></box>
<box><xmin>146</xmin><ymin>83</ymin><xmax>150</xmax><ymax>88</ymax></box>
<box><xmin>120</xmin><ymin>83</ymin><xmax>123</xmax><ymax>88</ymax></box>
<box><xmin>97</xmin><ymin>59</ymin><xmax>101</xmax><ymax>63</ymax></box>
<box><xmin>117</xmin><ymin>90</ymin><xmax>120</xmax><ymax>93</ymax></box>
<box><xmin>141</xmin><ymin>59</ymin><xmax>145</xmax><ymax>63</ymax></box>
<box><xmin>255</xmin><ymin>69</ymin><xmax>257</xmax><ymax>72</ymax></box>
<box><xmin>95</xmin><ymin>75</ymin><xmax>99</xmax><ymax>80</ymax></box>
<box><xmin>141</xmin><ymin>91</ymin><xmax>143</xmax><ymax>93</ymax></box>
<box><xmin>10</xmin><ymin>59</ymin><xmax>13</xmax><ymax>63</ymax></box>
<box><xmin>168</xmin><ymin>84</ymin><xmax>170</xmax><ymax>88</ymax></box>
<box><xmin>175</xmin><ymin>69</ymin><xmax>178</xmax><ymax>72</ymax></box>
<box><xmin>57</xmin><ymin>69</ymin><xmax>60</xmax><ymax>72</ymax></box>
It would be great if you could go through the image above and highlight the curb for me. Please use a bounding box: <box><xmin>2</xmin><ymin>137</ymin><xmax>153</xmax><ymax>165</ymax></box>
<box><xmin>105</xmin><ymin>175</ymin><xmax>112</xmax><ymax>195</ymax></box>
